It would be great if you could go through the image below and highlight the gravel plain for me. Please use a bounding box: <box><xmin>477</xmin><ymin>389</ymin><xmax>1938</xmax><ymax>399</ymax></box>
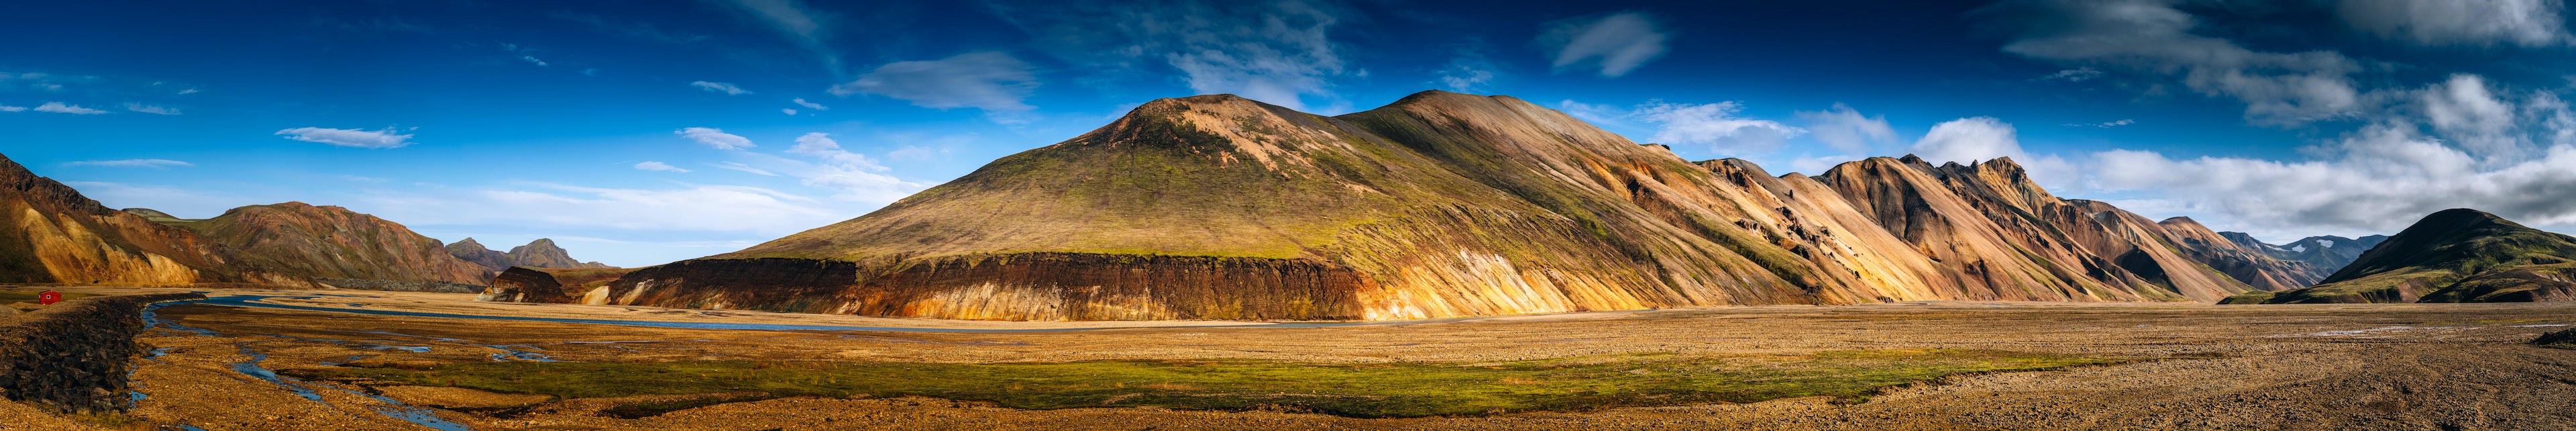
<box><xmin>7</xmin><ymin>287</ymin><xmax>2573</xmax><ymax>430</ymax></box>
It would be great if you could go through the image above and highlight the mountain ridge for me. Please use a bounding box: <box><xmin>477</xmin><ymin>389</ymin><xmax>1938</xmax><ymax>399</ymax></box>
<box><xmin>506</xmin><ymin>90</ymin><xmax>2322</xmax><ymax>321</ymax></box>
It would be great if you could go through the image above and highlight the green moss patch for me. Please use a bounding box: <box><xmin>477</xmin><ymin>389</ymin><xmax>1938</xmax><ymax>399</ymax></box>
<box><xmin>289</xmin><ymin>348</ymin><xmax>2115</xmax><ymax>418</ymax></box>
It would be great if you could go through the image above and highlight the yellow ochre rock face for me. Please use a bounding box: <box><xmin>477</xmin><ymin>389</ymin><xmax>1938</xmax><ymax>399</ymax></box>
<box><xmin>507</xmin><ymin>90</ymin><xmax>2322</xmax><ymax>321</ymax></box>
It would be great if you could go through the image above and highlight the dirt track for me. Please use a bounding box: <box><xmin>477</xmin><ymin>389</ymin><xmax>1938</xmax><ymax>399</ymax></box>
<box><xmin>8</xmin><ymin>287</ymin><xmax>2575</xmax><ymax>430</ymax></box>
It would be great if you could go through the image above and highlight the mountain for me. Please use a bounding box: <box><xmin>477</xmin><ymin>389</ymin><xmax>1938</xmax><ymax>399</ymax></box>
<box><xmin>2218</xmin><ymin>232</ymin><xmax>2387</xmax><ymax>277</ymax></box>
<box><xmin>505</xmin><ymin>238</ymin><xmax>611</xmax><ymax>269</ymax></box>
<box><xmin>502</xmin><ymin>91</ymin><xmax>2318</xmax><ymax>321</ymax></box>
<box><xmin>0</xmin><ymin>154</ymin><xmax>260</xmax><ymax>285</ymax></box>
<box><xmin>2238</xmin><ymin>209</ymin><xmax>2576</xmax><ymax>303</ymax></box>
<box><xmin>445</xmin><ymin>238</ymin><xmax>612</xmax><ymax>273</ymax></box>
<box><xmin>154</xmin><ymin>202</ymin><xmax>491</xmax><ymax>287</ymax></box>
<box><xmin>445</xmin><ymin>238</ymin><xmax>514</xmax><ymax>273</ymax></box>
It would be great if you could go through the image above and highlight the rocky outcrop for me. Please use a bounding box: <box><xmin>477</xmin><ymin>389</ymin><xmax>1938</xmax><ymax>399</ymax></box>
<box><xmin>2249</xmin><ymin>209</ymin><xmax>2576</xmax><ymax>303</ymax></box>
<box><xmin>159</xmin><ymin>202</ymin><xmax>490</xmax><ymax>286</ymax></box>
<box><xmin>478</xmin><ymin>267</ymin><xmax>635</xmax><ymax>303</ymax></box>
<box><xmin>522</xmin><ymin>91</ymin><xmax>2301</xmax><ymax>321</ymax></box>
<box><xmin>0</xmin><ymin>293</ymin><xmax>205</xmax><ymax>413</ymax></box>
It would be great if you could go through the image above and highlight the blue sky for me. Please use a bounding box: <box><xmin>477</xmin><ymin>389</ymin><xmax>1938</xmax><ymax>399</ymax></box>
<box><xmin>6</xmin><ymin>0</ymin><xmax>2576</xmax><ymax>266</ymax></box>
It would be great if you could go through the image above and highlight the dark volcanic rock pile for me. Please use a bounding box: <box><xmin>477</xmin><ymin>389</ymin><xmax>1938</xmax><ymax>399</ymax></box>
<box><xmin>0</xmin><ymin>293</ymin><xmax>204</xmax><ymax>413</ymax></box>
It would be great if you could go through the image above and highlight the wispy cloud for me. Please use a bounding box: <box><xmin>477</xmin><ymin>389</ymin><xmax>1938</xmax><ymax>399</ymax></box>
<box><xmin>791</xmin><ymin>97</ymin><xmax>827</xmax><ymax>110</ymax></box>
<box><xmin>2338</xmin><ymin>0</ymin><xmax>2571</xmax><ymax>47</ymax></box>
<box><xmin>712</xmin><ymin>162</ymin><xmax>779</xmax><ymax>177</ymax></box>
<box><xmin>994</xmin><ymin>1</ymin><xmax>1350</xmax><ymax>112</ymax></box>
<box><xmin>1540</xmin><ymin>11</ymin><xmax>1670</xmax><ymax>78</ymax></box>
<box><xmin>123</xmin><ymin>103</ymin><xmax>180</xmax><ymax>115</ymax></box>
<box><xmin>1794</xmin><ymin>103</ymin><xmax>1896</xmax><ymax>153</ymax></box>
<box><xmin>691</xmin><ymin>81</ymin><xmax>751</xmax><ymax>95</ymax></box>
<box><xmin>33</xmin><ymin>102</ymin><xmax>107</xmax><ymax>114</ymax></box>
<box><xmin>1434</xmin><ymin>44</ymin><xmax>1499</xmax><ymax>93</ymax></box>
<box><xmin>65</xmin><ymin>159</ymin><xmax>192</xmax><ymax>168</ymax></box>
<box><xmin>2064</xmin><ymin>119</ymin><xmax>2135</xmax><ymax>128</ymax></box>
<box><xmin>675</xmin><ymin>127</ymin><xmax>755</xmax><ymax>150</ymax></box>
<box><xmin>831</xmin><ymin>51</ymin><xmax>1038</xmax><ymax>115</ymax></box>
<box><xmin>277</xmin><ymin>127</ymin><xmax>416</xmax><ymax>148</ymax></box>
<box><xmin>714</xmin><ymin>0</ymin><xmax>840</xmax><ymax>71</ymax></box>
<box><xmin>633</xmin><ymin>161</ymin><xmax>690</xmax><ymax>173</ymax></box>
<box><xmin>2035</xmin><ymin>67</ymin><xmax>2103</xmax><ymax>83</ymax></box>
<box><xmin>0</xmin><ymin>105</ymin><xmax>25</xmax><ymax>112</ymax></box>
<box><xmin>782</xmin><ymin>108</ymin><xmax>799</xmax><ymax>115</ymax></box>
<box><xmin>521</xmin><ymin>56</ymin><xmax>549</xmax><ymax>66</ymax></box>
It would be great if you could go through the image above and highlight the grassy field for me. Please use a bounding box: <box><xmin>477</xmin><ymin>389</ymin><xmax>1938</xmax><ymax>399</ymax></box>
<box><xmin>292</xmin><ymin>348</ymin><xmax>2116</xmax><ymax>418</ymax></box>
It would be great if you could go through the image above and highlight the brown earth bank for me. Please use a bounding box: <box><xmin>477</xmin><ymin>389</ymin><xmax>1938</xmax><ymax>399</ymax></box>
<box><xmin>8</xmin><ymin>287</ymin><xmax>2571</xmax><ymax>430</ymax></box>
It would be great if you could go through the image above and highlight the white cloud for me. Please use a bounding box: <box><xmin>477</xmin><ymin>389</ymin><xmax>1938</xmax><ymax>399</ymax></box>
<box><xmin>1794</xmin><ymin>103</ymin><xmax>1896</xmax><ymax>153</ymax></box>
<box><xmin>277</xmin><ymin>127</ymin><xmax>415</xmax><ymax>148</ymax></box>
<box><xmin>1538</xmin><ymin>11</ymin><xmax>1670</xmax><ymax>78</ymax></box>
<box><xmin>1631</xmin><ymin>101</ymin><xmax>1806</xmax><ymax>154</ymax></box>
<box><xmin>2064</xmin><ymin>119</ymin><xmax>2135</xmax><ymax>128</ymax></box>
<box><xmin>176</xmin><ymin>88</ymin><xmax>200</xmax><ymax>95</ymax></box>
<box><xmin>1975</xmin><ymin>0</ymin><xmax>2366</xmax><ymax>124</ymax></box>
<box><xmin>675</xmin><ymin>127</ymin><xmax>755</xmax><ymax>150</ymax></box>
<box><xmin>712</xmin><ymin>162</ymin><xmax>779</xmax><ymax>177</ymax></box>
<box><xmin>65</xmin><ymin>159</ymin><xmax>191</xmax><ymax>168</ymax></box>
<box><xmin>832</xmin><ymin>51</ymin><xmax>1040</xmax><ymax>113</ymax></box>
<box><xmin>1910</xmin><ymin>117</ymin><xmax>2082</xmax><ymax>191</ymax></box>
<box><xmin>521</xmin><ymin>56</ymin><xmax>549</xmax><ymax>66</ymax></box>
<box><xmin>788</xmin><ymin>132</ymin><xmax>888</xmax><ymax>172</ymax></box>
<box><xmin>994</xmin><ymin>1</ymin><xmax>1350</xmax><ymax>112</ymax></box>
<box><xmin>2088</xmin><ymin>74</ymin><xmax>2576</xmax><ymax>236</ymax></box>
<box><xmin>1434</xmin><ymin>46</ymin><xmax>1499</xmax><ymax>93</ymax></box>
<box><xmin>791</xmin><ymin>97</ymin><xmax>827</xmax><ymax>110</ymax></box>
<box><xmin>0</xmin><ymin>105</ymin><xmax>25</xmax><ymax>112</ymax></box>
<box><xmin>691</xmin><ymin>81</ymin><xmax>751</xmax><ymax>95</ymax></box>
<box><xmin>2417</xmin><ymin>74</ymin><xmax>2522</xmax><ymax>160</ymax></box>
<box><xmin>782</xmin><ymin>108</ymin><xmax>798</xmax><ymax>115</ymax></box>
<box><xmin>33</xmin><ymin>102</ymin><xmax>107</xmax><ymax>114</ymax></box>
<box><xmin>633</xmin><ymin>161</ymin><xmax>690</xmax><ymax>173</ymax></box>
<box><xmin>123</xmin><ymin>103</ymin><xmax>180</xmax><ymax>115</ymax></box>
<box><xmin>2338</xmin><ymin>0</ymin><xmax>2570</xmax><ymax>47</ymax></box>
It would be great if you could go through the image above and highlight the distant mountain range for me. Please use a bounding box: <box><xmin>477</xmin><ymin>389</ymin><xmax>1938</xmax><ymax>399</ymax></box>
<box><xmin>490</xmin><ymin>91</ymin><xmax>2346</xmax><ymax>320</ymax></box>
<box><xmin>445</xmin><ymin>238</ymin><xmax>612</xmax><ymax>273</ymax></box>
<box><xmin>2231</xmin><ymin>209</ymin><xmax>2576</xmax><ymax>303</ymax></box>
<box><xmin>0</xmin><ymin>153</ymin><xmax>605</xmax><ymax>289</ymax></box>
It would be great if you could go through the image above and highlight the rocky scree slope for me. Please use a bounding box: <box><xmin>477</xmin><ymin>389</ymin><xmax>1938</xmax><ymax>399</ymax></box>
<box><xmin>525</xmin><ymin>91</ymin><xmax>2317</xmax><ymax>321</ymax></box>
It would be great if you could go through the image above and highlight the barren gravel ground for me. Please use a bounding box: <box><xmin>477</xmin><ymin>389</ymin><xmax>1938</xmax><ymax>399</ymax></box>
<box><xmin>7</xmin><ymin>287</ymin><xmax>2574</xmax><ymax>430</ymax></box>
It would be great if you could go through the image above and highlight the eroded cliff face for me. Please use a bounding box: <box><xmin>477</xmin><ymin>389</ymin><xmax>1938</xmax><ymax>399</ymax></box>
<box><xmin>557</xmin><ymin>91</ymin><xmax>2289</xmax><ymax>321</ymax></box>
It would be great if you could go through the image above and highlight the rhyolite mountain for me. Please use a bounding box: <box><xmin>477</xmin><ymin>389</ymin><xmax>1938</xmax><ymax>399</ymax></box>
<box><xmin>445</xmin><ymin>238</ymin><xmax>613</xmax><ymax>274</ymax></box>
<box><xmin>0</xmin><ymin>154</ymin><xmax>276</xmax><ymax>285</ymax></box>
<box><xmin>2233</xmin><ymin>209</ymin><xmax>2576</xmax><ymax>303</ymax></box>
<box><xmin>487</xmin><ymin>91</ymin><xmax>2321</xmax><ymax>321</ymax></box>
